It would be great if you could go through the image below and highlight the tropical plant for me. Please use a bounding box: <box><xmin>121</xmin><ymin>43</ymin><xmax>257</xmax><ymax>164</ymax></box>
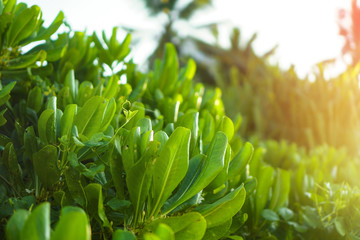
<box><xmin>0</xmin><ymin>1</ymin><xmax>255</xmax><ymax>239</ymax></box>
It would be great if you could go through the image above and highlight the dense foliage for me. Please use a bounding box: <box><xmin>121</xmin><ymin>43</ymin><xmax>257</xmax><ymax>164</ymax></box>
<box><xmin>1</xmin><ymin>1</ymin><xmax>360</xmax><ymax>240</ymax></box>
<box><xmin>185</xmin><ymin>29</ymin><xmax>360</xmax><ymax>155</ymax></box>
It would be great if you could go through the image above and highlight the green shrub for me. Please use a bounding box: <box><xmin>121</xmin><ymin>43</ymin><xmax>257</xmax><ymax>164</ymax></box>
<box><xmin>1</xmin><ymin>1</ymin><xmax>360</xmax><ymax>240</ymax></box>
<box><xmin>0</xmin><ymin>1</ymin><xmax>253</xmax><ymax>239</ymax></box>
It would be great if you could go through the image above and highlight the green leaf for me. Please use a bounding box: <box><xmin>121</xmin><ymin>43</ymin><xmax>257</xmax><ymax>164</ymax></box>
<box><xmin>38</xmin><ymin>109</ymin><xmax>55</xmax><ymax>145</ymax></box>
<box><xmin>200</xmin><ymin>110</ymin><xmax>215</xmax><ymax>143</ymax></box>
<box><xmin>84</xmin><ymin>183</ymin><xmax>111</xmax><ymax>229</ymax></box>
<box><xmin>164</xmin><ymin>132</ymin><xmax>227</xmax><ymax>213</ymax></box>
<box><xmin>163</xmin><ymin>154</ymin><xmax>204</xmax><ymax>213</ymax></box>
<box><xmin>64</xmin><ymin>69</ymin><xmax>76</xmax><ymax>104</ymax></box>
<box><xmin>0</xmin><ymin>81</ymin><xmax>16</xmax><ymax>107</ymax></box>
<box><xmin>150</xmin><ymin>127</ymin><xmax>191</xmax><ymax>217</ymax></box>
<box><xmin>65</xmin><ymin>160</ymin><xmax>86</xmax><ymax>207</ymax></box>
<box><xmin>268</xmin><ymin>169</ymin><xmax>291</xmax><ymax>211</ymax></box>
<box><xmin>99</xmin><ymin>98</ymin><xmax>116</xmax><ymax>132</ymax></box>
<box><xmin>0</xmin><ymin>109</ymin><xmax>7</xmax><ymax>126</ymax></box>
<box><xmin>158</xmin><ymin>43</ymin><xmax>178</xmax><ymax>94</ymax></box>
<box><xmin>217</xmin><ymin>116</ymin><xmax>234</xmax><ymax>142</ymax></box>
<box><xmin>103</xmin><ymin>75</ymin><xmax>119</xmax><ymax>99</ymax></box>
<box><xmin>60</xmin><ymin>104</ymin><xmax>77</xmax><ymax>137</ymax></box>
<box><xmin>335</xmin><ymin>217</ymin><xmax>346</xmax><ymax>236</ymax></box>
<box><xmin>136</xmin><ymin>117</ymin><xmax>152</xmax><ymax>134</ymax></box>
<box><xmin>106</xmin><ymin>198</ymin><xmax>131</xmax><ymax>211</ymax></box>
<box><xmin>195</xmin><ymin>186</ymin><xmax>246</xmax><ymax>228</ymax></box>
<box><xmin>121</xmin><ymin>127</ymin><xmax>141</xmax><ymax>172</ymax></box>
<box><xmin>6</xmin><ymin>209</ymin><xmax>30</xmax><ymax>240</ymax></box>
<box><xmin>24</xmin><ymin>126</ymin><xmax>38</xmax><ymax>160</ymax></box>
<box><xmin>6</xmin><ymin>5</ymin><xmax>42</xmax><ymax>47</ymax></box>
<box><xmin>153</xmin><ymin>224</ymin><xmax>175</xmax><ymax>240</ymax></box>
<box><xmin>153</xmin><ymin>130</ymin><xmax>168</xmax><ymax>151</ymax></box>
<box><xmin>301</xmin><ymin>206</ymin><xmax>322</xmax><ymax>229</ymax></box>
<box><xmin>77</xmin><ymin>81</ymin><xmax>94</xmax><ymax>106</ymax></box>
<box><xmin>254</xmin><ymin>165</ymin><xmax>274</xmax><ymax>225</ymax></box>
<box><xmin>143</xmin><ymin>233</ymin><xmax>160</xmax><ymax>240</ymax></box>
<box><xmin>127</xmin><ymin>141</ymin><xmax>159</xmax><ymax>225</ymax></box>
<box><xmin>109</xmin><ymin>142</ymin><xmax>125</xmax><ymax>199</ymax></box>
<box><xmin>3</xmin><ymin>0</ymin><xmax>16</xmax><ymax>14</ymax></box>
<box><xmin>52</xmin><ymin>207</ymin><xmax>91</xmax><ymax>240</ymax></box>
<box><xmin>27</xmin><ymin>86</ymin><xmax>43</xmax><ymax>113</ymax></box>
<box><xmin>115</xmin><ymin>33</ymin><xmax>131</xmax><ymax>61</ymax></box>
<box><xmin>278</xmin><ymin>207</ymin><xmax>294</xmax><ymax>221</ymax></box>
<box><xmin>74</xmin><ymin>96</ymin><xmax>106</xmax><ymax>138</ymax></box>
<box><xmin>175</xmin><ymin>111</ymin><xmax>199</xmax><ymax>153</ymax></box>
<box><xmin>128</xmin><ymin>77</ymin><xmax>148</xmax><ymax>102</ymax></box>
<box><xmin>140</xmin><ymin>130</ymin><xmax>154</xmax><ymax>155</ymax></box>
<box><xmin>177</xmin><ymin>58</ymin><xmax>196</xmax><ymax>94</ymax></box>
<box><xmin>33</xmin><ymin>11</ymin><xmax>64</xmax><ymax>41</ymax></box>
<box><xmin>2</xmin><ymin>142</ymin><xmax>22</xmax><ymax>187</ymax></box>
<box><xmin>6</xmin><ymin>50</ymin><xmax>47</xmax><ymax>69</ymax></box>
<box><xmin>33</xmin><ymin>145</ymin><xmax>60</xmax><ymax>187</ymax></box>
<box><xmin>113</xmin><ymin>230</ymin><xmax>136</xmax><ymax>240</ymax></box>
<box><xmin>147</xmin><ymin>212</ymin><xmax>206</xmax><ymax>240</ymax></box>
<box><xmin>227</xmin><ymin>236</ymin><xmax>244</xmax><ymax>240</ymax></box>
<box><xmin>228</xmin><ymin>142</ymin><xmax>254</xmax><ymax>187</ymax></box>
<box><xmin>202</xmin><ymin>219</ymin><xmax>232</xmax><ymax>240</ymax></box>
<box><xmin>261</xmin><ymin>209</ymin><xmax>280</xmax><ymax>222</ymax></box>
<box><xmin>20</xmin><ymin>202</ymin><xmax>50</xmax><ymax>240</ymax></box>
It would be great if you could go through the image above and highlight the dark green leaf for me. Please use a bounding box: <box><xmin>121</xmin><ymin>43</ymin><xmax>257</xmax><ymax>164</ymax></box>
<box><xmin>84</xmin><ymin>183</ymin><xmax>111</xmax><ymax>229</ymax></box>
<box><xmin>33</xmin><ymin>145</ymin><xmax>60</xmax><ymax>187</ymax></box>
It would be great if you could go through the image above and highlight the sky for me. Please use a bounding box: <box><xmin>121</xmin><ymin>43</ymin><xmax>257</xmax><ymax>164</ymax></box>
<box><xmin>22</xmin><ymin>0</ymin><xmax>352</xmax><ymax>78</ymax></box>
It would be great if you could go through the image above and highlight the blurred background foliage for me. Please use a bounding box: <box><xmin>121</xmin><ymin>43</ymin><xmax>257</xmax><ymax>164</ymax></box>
<box><xmin>139</xmin><ymin>0</ymin><xmax>360</xmax><ymax>156</ymax></box>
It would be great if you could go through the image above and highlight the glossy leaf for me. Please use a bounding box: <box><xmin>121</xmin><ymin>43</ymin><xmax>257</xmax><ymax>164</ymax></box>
<box><xmin>150</xmin><ymin>127</ymin><xmax>191</xmax><ymax>217</ymax></box>
<box><xmin>127</xmin><ymin>141</ymin><xmax>159</xmax><ymax>225</ymax></box>
<box><xmin>20</xmin><ymin>202</ymin><xmax>50</xmax><ymax>240</ymax></box>
<box><xmin>6</xmin><ymin>5</ymin><xmax>42</xmax><ymax>47</ymax></box>
<box><xmin>52</xmin><ymin>207</ymin><xmax>91</xmax><ymax>240</ymax></box>
<box><xmin>60</xmin><ymin>104</ymin><xmax>77</xmax><ymax>137</ymax></box>
<box><xmin>195</xmin><ymin>185</ymin><xmax>246</xmax><ymax>228</ymax></box>
<box><xmin>202</xmin><ymin>219</ymin><xmax>232</xmax><ymax>240</ymax></box>
<box><xmin>147</xmin><ymin>212</ymin><xmax>206</xmax><ymax>240</ymax></box>
<box><xmin>33</xmin><ymin>10</ymin><xmax>64</xmax><ymax>41</ymax></box>
<box><xmin>74</xmin><ymin>96</ymin><xmax>106</xmax><ymax>138</ymax></box>
<box><xmin>164</xmin><ymin>132</ymin><xmax>227</xmax><ymax>213</ymax></box>
<box><xmin>217</xmin><ymin>116</ymin><xmax>234</xmax><ymax>142</ymax></box>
